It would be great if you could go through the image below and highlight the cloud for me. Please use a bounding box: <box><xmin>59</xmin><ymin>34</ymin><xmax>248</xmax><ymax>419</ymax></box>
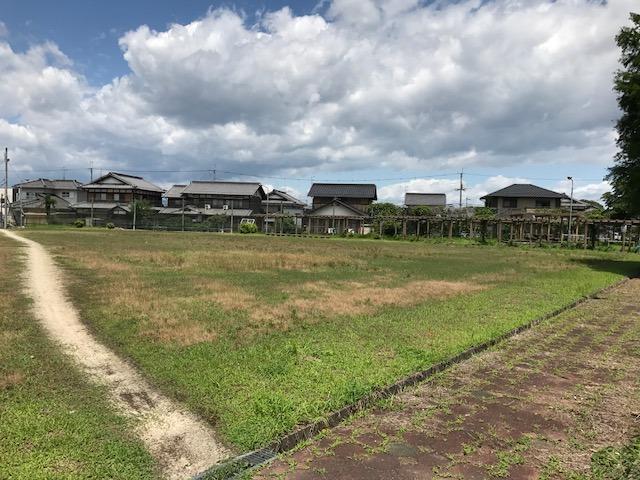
<box><xmin>378</xmin><ymin>175</ymin><xmax>530</xmax><ymax>205</ymax></box>
<box><xmin>0</xmin><ymin>0</ymin><xmax>634</xmax><ymax>185</ymax></box>
<box><xmin>553</xmin><ymin>179</ymin><xmax>611</xmax><ymax>202</ymax></box>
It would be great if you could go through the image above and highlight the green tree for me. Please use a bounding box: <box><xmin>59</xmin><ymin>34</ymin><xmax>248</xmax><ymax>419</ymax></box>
<box><xmin>44</xmin><ymin>195</ymin><xmax>55</xmax><ymax>222</ymax></box>
<box><xmin>605</xmin><ymin>13</ymin><xmax>640</xmax><ymax>217</ymax></box>
<box><xmin>410</xmin><ymin>206</ymin><xmax>432</xmax><ymax>217</ymax></box>
<box><xmin>368</xmin><ymin>202</ymin><xmax>402</xmax><ymax>236</ymax></box>
<box><xmin>473</xmin><ymin>207</ymin><xmax>495</xmax><ymax>244</ymax></box>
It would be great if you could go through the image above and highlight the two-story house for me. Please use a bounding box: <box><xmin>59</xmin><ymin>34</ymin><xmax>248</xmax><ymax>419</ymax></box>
<box><xmin>306</xmin><ymin>183</ymin><xmax>377</xmax><ymax>234</ymax></box>
<box><xmin>12</xmin><ymin>179</ymin><xmax>85</xmax><ymax>224</ymax></box>
<box><xmin>74</xmin><ymin>172</ymin><xmax>164</xmax><ymax>222</ymax></box>
<box><xmin>480</xmin><ymin>184</ymin><xmax>563</xmax><ymax>216</ymax></box>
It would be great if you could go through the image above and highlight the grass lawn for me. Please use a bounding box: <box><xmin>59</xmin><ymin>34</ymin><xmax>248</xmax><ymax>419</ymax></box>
<box><xmin>0</xmin><ymin>234</ymin><xmax>156</xmax><ymax>479</ymax></box>
<box><xmin>22</xmin><ymin>229</ymin><xmax>640</xmax><ymax>451</ymax></box>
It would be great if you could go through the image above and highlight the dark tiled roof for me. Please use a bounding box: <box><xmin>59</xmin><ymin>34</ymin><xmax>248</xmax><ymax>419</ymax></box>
<box><xmin>83</xmin><ymin>172</ymin><xmax>164</xmax><ymax>193</ymax></box>
<box><xmin>182</xmin><ymin>181</ymin><xmax>264</xmax><ymax>197</ymax></box>
<box><xmin>480</xmin><ymin>184</ymin><xmax>563</xmax><ymax>200</ymax></box>
<box><xmin>404</xmin><ymin>193</ymin><xmax>446</xmax><ymax>206</ymax></box>
<box><xmin>307</xmin><ymin>183</ymin><xmax>377</xmax><ymax>200</ymax></box>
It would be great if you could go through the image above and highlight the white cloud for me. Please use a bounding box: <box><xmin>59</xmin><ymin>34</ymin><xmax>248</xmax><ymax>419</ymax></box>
<box><xmin>553</xmin><ymin>179</ymin><xmax>611</xmax><ymax>202</ymax></box>
<box><xmin>0</xmin><ymin>0</ymin><xmax>634</xmax><ymax>185</ymax></box>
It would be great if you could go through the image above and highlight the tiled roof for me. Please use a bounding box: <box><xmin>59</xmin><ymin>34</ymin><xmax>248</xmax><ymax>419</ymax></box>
<box><xmin>164</xmin><ymin>185</ymin><xmax>187</xmax><ymax>198</ymax></box>
<box><xmin>181</xmin><ymin>181</ymin><xmax>264</xmax><ymax>197</ymax></box>
<box><xmin>307</xmin><ymin>183</ymin><xmax>377</xmax><ymax>200</ymax></box>
<box><xmin>82</xmin><ymin>172</ymin><xmax>164</xmax><ymax>193</ymax></box>
<box><xmin>480</xmin><ymin>184</ymin><xmax>563</xmax><ymax>199</ymax></box>
<box><xmin>13</xmin><ymin>179</ymin><xmax>82</xmax><ymax>190</ymax></box>
<box><xmin>404</xmin><ymin>193</ymin><xmax>446</xmax><ymax>206</ymax></box>
<box><xmin>263</xmin><ymin>189</ymin><xmax>306</xmax><ymax>207</ymax></box>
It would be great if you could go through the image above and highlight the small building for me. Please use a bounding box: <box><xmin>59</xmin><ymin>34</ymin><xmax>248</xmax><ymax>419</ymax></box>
<box><xmin>164</xmin><ymin>185</ymin><xmax>187</xmax><ymax>208</ymax></box>
<box><xmin>307</xmin><ymin>183</ymin><xmax>377</xmax><ymax>213</ymax></box>
<box><xmin>11</xmin><ymin>179</ymin><xmax>84</xmax><ymax>224</ymax></box>
<box><xmin>306</xmin><ymin>183</ymin><xmax>377</xmax><ymax>234</ymax></box>
<box><xmin>263</xmin><ymin>189</ymin><xmax>306</xmax><ymax>216</ymax></box>
<box><xmin>480</xmin><ymin>184</ymin><xmax>563</xmax><ymax>214</ymax></box>
<box><xmin>404</xmin><ymin>193</ymin><xmax>446</xmax><ymax>209</ymax></box>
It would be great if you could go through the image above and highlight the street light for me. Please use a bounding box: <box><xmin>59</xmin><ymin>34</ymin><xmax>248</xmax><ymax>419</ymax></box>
<box><xmin>567</xmin><ymin>176</ymin><xmax>574</xmax><ymax>244</ymax></box>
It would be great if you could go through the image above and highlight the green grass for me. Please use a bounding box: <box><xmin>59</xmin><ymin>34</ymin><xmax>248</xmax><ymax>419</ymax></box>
<box><xmin>22</xmin><ymin>229</ymin><xmax>640</xmax><ymax>451</ymax></box>
<box><xmin>0</xmin><ymin>235</ymin><xmax>156</xmax><ymax>479</ymax></box>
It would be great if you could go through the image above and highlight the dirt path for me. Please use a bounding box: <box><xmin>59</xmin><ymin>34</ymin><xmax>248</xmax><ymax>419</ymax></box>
<box><xmin>3</xmin><ymin>230</ymin><xmax>231</xmax><ymax>479</ymax></box>
<box><xmin>257</xmin><ymin>278</ymin><xmax>640</xmax><ymax>479</ymax></box>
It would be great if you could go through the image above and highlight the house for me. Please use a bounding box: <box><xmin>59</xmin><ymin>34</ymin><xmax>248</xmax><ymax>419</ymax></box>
<box><xmin>73</xmin><ymin>172</ymin><xmax>164</xmax><ymax>224</ymax></box>
<box><xmin>11</xmin><ymin>179</ymin><xmax>84</xmax><ymax>224</ymax></box>
<box><xmin>263</xmin><ymin>189</ymin><xmax>306</xmax><ymax>232</ymax></box>
<box><xmin>157</xmin><ymin>181</ymin><xmax>267</xmax><ymax>231</ymax></box>
<box><xmin>560</xmin><ymin>195</ymin><xmax>595</xmax><ymax>213</ymax></box>
<box><xmin>404</xmin><ymin>193</ymin><xmax>446</xmax><ymax>210</ymax></box>
<box><xmin>480</xmin><ymin>184</ymin><xmax>563</xmax><ymax>214</ymax></box>
<box><xmin>164</xmin><ymin>184</ymin><xmax>187</xmax><ymax>208</ymax></box>
<box><xmin>306</xmin><ymin>183</ymin><xmax>377</xmax><ymax>234</ymax></box>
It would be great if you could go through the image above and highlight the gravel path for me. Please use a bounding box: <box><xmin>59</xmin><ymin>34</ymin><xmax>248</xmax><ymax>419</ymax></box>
<box><xmin>257</xmin><ymin>277</ymin><xmax>640</xmax><ymax>479</ymax></box>
<box><xmin>4</xmin><ymin>230</ymin><xmax>231</xmax><ymax>479</ymax></box>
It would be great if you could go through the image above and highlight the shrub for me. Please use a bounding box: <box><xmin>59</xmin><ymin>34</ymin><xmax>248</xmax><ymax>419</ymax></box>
<box><xmin>73</xmin><ymin>219</ymin><xmax>85</xmax><ymax>228</ymax></box>
<box><xmin>106</xmin><ymin>223</ymin><xmax>115</xmax><ymax>229</ymax></box>
<box><xmin>239</xmin><ymin>222</ymin><xmax>258</xmax><ymax>234</ymax></box>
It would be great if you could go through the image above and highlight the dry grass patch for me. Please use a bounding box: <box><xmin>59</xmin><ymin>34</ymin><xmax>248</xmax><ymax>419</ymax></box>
<box><xmin>254</xmin><ymin>279</ymin><xmax>485</xmax><ymax>326</ymax></box>
<box><xmin>0</xmin><ymin>371</ymin><xmax>25</xmax><ymax>390</ymax></box>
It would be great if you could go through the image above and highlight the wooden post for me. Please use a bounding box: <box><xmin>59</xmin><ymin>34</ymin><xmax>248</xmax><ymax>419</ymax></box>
<box><xmin>583</xmin><ymin>222</ymin><xmax>589</xmax><ymax>249</ymax></box>
<box><xmin>621</xmin><ymin>224</ymin><xmax>627</xmax><ymax>252</ymax></box>
<box><xmin>547</xmin><ymin>219</ymin><xmax>551</xmax><ymax>243</ymax></box>
<box><xmin>402</xmin><ymin>218</ymin><xmax>407</xmax><ymax>238</ymax></box>
<box><xmin>529</xmin><ymin>222</ymin><xmax>533</xmax><ymax>245</ymax></box>
<box><xmin>426</xmin><ymin>219</ymin><xmax>430</xmax><ymax>237</ymax></box>
<box><xmin>448</xmin><ymin>220</ymin><xmax>453</xmax><ymax>239</ymax></box>
<box><xmin>497</xmin><ymin>221</ymin><xmax>502</xmax><ymax>243</ymax></box>
<box><xmin>416</xmin><ymin>220</ymin><xmax>420</xmax><ymax>238</ymax></box>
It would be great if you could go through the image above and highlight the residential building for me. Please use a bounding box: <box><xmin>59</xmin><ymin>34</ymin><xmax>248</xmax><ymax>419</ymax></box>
<box><xmin>11</xmin><ymin>179</ymin><xmax>84</xmax><ymax>224</ymax></box>
<box><xmin>73</xmin><ymin>172</ymin><xmax>164</xmax><ymax>224</ymax></box>
<box><xmin>164</xmin><ymin>184</ymin><xmax>187</xmax><ymax>208</ymax></box>
<box><xmin>307</xmin><ymin>183</ymin><xmax>377</xmax><ymax>214</ymax></box>
<box><xmin>263</xmin><ymin>189</ymin><xmax>306</xmax><ymax>216</ymax></box>
<box><xmin>404</xmin><ymin>193</ymin><xmax>446</xmax><ymax>210</ymax></box>
<box><xmin>480</xmin><ymin>184</ymin><xmax>563</xmax><ymax>214</ymax></box>
<box><xmin>306</xmin><ymin>183</ymin><xmax>377</xmax><ymax>234</ymax></box>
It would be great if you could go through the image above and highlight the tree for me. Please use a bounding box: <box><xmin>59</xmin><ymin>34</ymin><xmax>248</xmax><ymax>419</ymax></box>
<box><xmin>473</xmin><ymin>207</ymin><xmax>495</xmax><ymax>244</ymax></box>
<box><xmin>367</xmin><ymin>202</ymin><xmax>402</xmax><ymax>236</ymax></box>
<box><xmin>44</xmin><ymin>195</ymin><xmax>55</xmax><ymax>221</ymax></box>
<box><xmin>605</xmin><ymin>13</ymin><xmax>640</xmax><ymax>218</ymax></box>
<box><xmin>410</xmin><ymin>206</ymin><xmax>432</xmax><ymax>217</ymax></box>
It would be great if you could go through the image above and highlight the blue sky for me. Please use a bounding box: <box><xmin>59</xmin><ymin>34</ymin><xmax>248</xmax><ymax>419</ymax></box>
<box><xmin>0</xmin><ymin>0</ymin><xmax>633</xmax><ymax>204</ymax></box>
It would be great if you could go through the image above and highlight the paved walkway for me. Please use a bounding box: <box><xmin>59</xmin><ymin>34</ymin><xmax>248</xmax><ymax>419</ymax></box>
<box><xmin>257</xmin><ymin>279</ymin><xmax>640</xmax><ymax>479</ymax></box>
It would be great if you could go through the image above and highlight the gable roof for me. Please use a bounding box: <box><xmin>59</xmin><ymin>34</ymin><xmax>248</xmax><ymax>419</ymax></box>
<box><xmin>480</xmin><ymin>184</ymin><xmax>563</xmax><ymax>200</ymax></box>
<box><xmin>264</xmin><ymin>189</ymin><xmax>306</xmax><ymax>207</ymax></box>
<box><xmin>164</xmin><ymin>184</ymin><xmax>187</xmax><ymax>199</ymax></box>
<box><xmin>308</xmin><ymin>198</ymin><xmax>368</xmax><ymax>216</ymax></box>
<box><xmin>404</xmin><ymin>192</ymin><xmax>446</xmax><ymax>206</ymax></box>
<box><xmin>13</xmin><ymin>178</ymin><xmax>82</xmax><ymax>190</ymax></box>
<box><xmin>82</xmin><ymin>172</ymin><xmax>164</xmax><ymax>193</ymax></box>
<box><xmin>181</xmin><ymin>181</ymin><xmax>265</xmax><ymax>197</ymax></box>
<box><xmin>307</xmin><ymin>183</ymin><xmax>377</xmax><ymax>200</ymax></box>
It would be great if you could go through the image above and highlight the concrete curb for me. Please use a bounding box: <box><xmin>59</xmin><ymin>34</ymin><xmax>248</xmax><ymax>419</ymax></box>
<box><xmin>194</xmin><ymin>276</ymin><xmax>633</xmax><ymax>480</ymax></box>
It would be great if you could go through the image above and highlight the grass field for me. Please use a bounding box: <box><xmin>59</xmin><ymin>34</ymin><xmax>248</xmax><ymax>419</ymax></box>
<box><xmin>0</xmin><ymin>234</ymin><xmax>156</xmax><ymax>479</ymax></box>
<box><xmin>22</xmin><ymin>229</ymin><xmax>640</xmax><ymax>451</ymax></box>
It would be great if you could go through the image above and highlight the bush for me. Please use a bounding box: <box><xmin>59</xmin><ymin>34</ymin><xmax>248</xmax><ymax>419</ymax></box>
<box><xmin>73</xmin><ymin>219</ymin><xmax>85</xmax><ymax>228</ymax></box>
<box><xmin>106</xmin><ymin>223</ymin><xmax>115</xmax><ymax>229</ymax></box>
<box><xmin>239</xmin><ymin>222</ymin><xmax>258</xmax><ymax>234</ymax></box>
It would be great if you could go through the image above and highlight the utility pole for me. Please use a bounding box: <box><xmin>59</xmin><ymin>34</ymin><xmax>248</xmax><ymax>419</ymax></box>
<box><xmin>4</xmin><ymin>148</ymin><xmax>9</xmax><ymax>229</ymax></box>
<box><xmin>89</xmin><ymin>162</ymin><xmax>94</xmax><ymax>227</ymax></box>
<box><xmin>132</xmin><ymin>192</ymin><xmax>137</xmax><ymax>231</ymax></box>
<box><xmin>456</xmin><ymin>169</ymin><xmax>465</xmax><ymax>209</ymax></box>
<box><xmin>567</xmin><ymin>176</ymin><xmax>574</xmax><ymax>245</ymax></box>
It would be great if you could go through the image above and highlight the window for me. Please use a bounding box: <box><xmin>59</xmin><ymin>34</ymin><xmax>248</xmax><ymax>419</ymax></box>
<box><xmin>113</xmin><ymin>193</ymin><xmax>120</xmax><ymax>202</ymax></box>
<box><xmin>503</xmin><ymin>198</ymin><xmax>518</xmax><ymax>208</ymax></box>
<box><xmin>61</xmin><ymin>191</ymin><xmax>70</xmax><ymax>198</ymax></box>
<box><xmin>99</xmin><ymin>193</ymin><xmax>107</xmax><ymax>201</ymax></box>
<box><xmin>535</xmin><ymin>198</ymin><xmax>551</xmax><ymax>208</ymax></box>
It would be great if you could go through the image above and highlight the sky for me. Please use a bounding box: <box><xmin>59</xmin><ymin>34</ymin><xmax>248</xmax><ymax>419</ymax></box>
<box><xmin>0</xmin><ymin>0</ymin><xmax>635</xmax><ymax>205</ymax></box>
